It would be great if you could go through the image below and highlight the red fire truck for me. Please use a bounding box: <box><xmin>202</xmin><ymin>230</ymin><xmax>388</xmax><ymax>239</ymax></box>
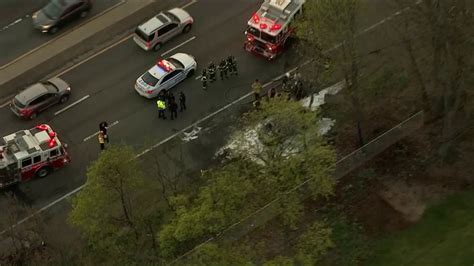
<box><xmin>244</xmin><ymin>0</ymin><xmax>305</xmax><ymax>60</ymax></box>
<box><xmin>0</xmin><ymin>124</ymin><xmax>70</xmax><ymax>188</ymax></box>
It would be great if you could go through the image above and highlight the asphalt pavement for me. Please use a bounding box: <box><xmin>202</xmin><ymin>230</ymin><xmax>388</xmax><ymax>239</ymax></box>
<box><xmin>0</xmin><ymin>0</ymin><xmax>123</xmax><ymax>67</ymax></box>
<box><xmin>0</xmin><ymin>0</ymin><xmax>400</xmax><ymax>232</ymax></box>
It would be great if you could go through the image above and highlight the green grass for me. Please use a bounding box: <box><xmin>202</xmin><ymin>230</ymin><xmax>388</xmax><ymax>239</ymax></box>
<box><xmin>369</xmin><ymin>190</ymin><xmax>474</xmax><ymax>266</ymax></box>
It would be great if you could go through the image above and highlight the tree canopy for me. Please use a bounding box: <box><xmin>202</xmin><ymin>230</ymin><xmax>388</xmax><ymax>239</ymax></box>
<box><xmin>159</xmin><ymin>98</ymin><xmax>336</xmax><ymax>259</ymax></box>
<box><xmin>69</xmin><ymin>144</ymin><xmax>161</xmax><ymax>264</ymax></box>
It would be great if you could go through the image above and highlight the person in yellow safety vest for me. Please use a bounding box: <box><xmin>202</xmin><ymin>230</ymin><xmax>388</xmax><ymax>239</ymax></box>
<box><xmin>157</xmin><ymin>99</ymin><xmax>167</xmax><ymax>120</ymax></box>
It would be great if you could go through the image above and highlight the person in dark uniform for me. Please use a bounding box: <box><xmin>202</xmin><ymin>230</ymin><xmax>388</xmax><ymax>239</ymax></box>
<box><xmin>218</xmin><ymin>59</ymin><xmax>228</xmax><ymax>80</ymax></box>
<box><xmin>99</xmin><ymin>121</ymin><xmax>109</xmax><ymax>143</ymax></box>
<box><xmin>208</xmin><ymin>62</ymin><xmax>216</xmax><ymax>82</ymax></box>
<box><xmin>166</xmin><ymin>91</ymin><xmax>175</xmax><ymax>106</ymax></box>
<box><xmin>179</xmin><ymin>91</ymin><xmax>186</xmax><ymax>111</ymax></box>
<box><xmin>227</xmin><ymin>55</ymin><xmax>237</xmax><ymax>76</ymax></box>
<box><xmin>169</xmin><ymin>99</ymin><xmax>178</xmax><ymax>120</ymax></box>
<box><xmin>201</xmin><ymin>69</ymin><xmax>208</xmax><ymax>90</ymax></box>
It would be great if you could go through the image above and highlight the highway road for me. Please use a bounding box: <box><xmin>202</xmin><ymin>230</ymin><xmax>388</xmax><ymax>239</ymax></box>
<box><xmin>0</xmin><ymin>0</ymin><xmax>399</xmax><ymax>229</ymax></box>
<box><xmin>0</xmin><ymin>0</ymin><xmax>123</xmax><ymax>67</ymax></box>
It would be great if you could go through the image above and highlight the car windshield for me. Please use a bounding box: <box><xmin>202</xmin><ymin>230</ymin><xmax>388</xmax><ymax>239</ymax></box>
<box><xmin>43</xmin><ymin>1</ymin><xmax>62</xmax><ymax>20</ymax></box>
<box><xmin>42</xmin><ymin>81</ymin><xmax>59</xmax><ymax>93</ymax></box>
<box><xmin>142</xmin><ymin>72</ymin><xmax>159</xmax><ymax>86</ymax></box>
<box><xmin>13</xmin><ymin>98</ymin><xmax>26</xmax><ymax>108</ymax></box>
<box><xmin>261</xmin><ymin>31</ymin><xmax>277</xmax><ymax>43</ymax></box>
<box><xmin>135</xmin><ymin>28</ymin><xmax>153</xmax><ymax>42</ymax></box>
<box><xmin>168</xmin><ymin>58</ymin><xmax>184</xmax><ymax>69</ymax></box>
<box><xmin>247</xmin><ymin>26</ymin><xmax>260</xmax><ymax>37</ymax></box>
<box><xmin>164</xmin><ymin>11</ymin><xmax>180</xmax><ymax>22</ymax></box>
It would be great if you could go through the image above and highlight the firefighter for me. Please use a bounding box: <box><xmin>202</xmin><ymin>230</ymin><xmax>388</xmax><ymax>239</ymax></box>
<box><xmin>218</xmin><ymin>59</ymin><xmax>228</xmax><ymax>80</ymax></box>
<box><xmin>157</xmin><ymin>98</ymin><xmax>166</xmax><ymax>119</ymax></box>
<box><xmin>251</xmin><ymin>79</ymin><xmax>263</xmax><ymax>101</ymax></box>
<box><xmin>227</xmin><ymin>55</ymin><xmax>237</xmax><ymax>76</ymax></box>
<box><xmin>201</xmin><ymin>70</ymin><xmax>208</xmax><ymax>90</ymax></box>
<box><xmin>208</xmin><ymin>62</ymin><xmax>217</xmax><ymax>82</ymax></box>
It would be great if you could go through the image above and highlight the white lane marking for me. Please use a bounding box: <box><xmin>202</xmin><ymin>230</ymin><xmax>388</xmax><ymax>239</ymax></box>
<box><xmin>54</xmin><ymin>95</ymin><xmax>90</xmax><ymax>116</ymax></box>
<box><xmin>0</xmin><ymin>100</ymin><xmax>11</xmax><ymax>108</ymax></box>
<box><xmin>0</xmin><ymin>0</ymin><xmax>126</xmax><ymax>70</ymax></box>
<box><xmin>83</xmin><ymin>120</ymin><xmax>120</xmax><ymax>142</ymax></box>
<box><xmin>195</xmin><ymin>75</ymin><xmax>201</xmax><ymax>80</ymax></box>
<box><xmin>181</xmin><ymin>0</ymin><xmax>198</xmax><ymax>9</ymax></box>
<box><xmin>161</xmin><ymin>36</ymin><xmax>197</xmax><ymax>57</ymax></box>
<box><xmin>0</xmin><ymin>7</ymin><xmax>409</xmax><ymax>236</ymax></box>
<box><xmin>0</xmin><ymin>16</ymin><xmax>25</xmax><ymax>32</ymax></box>
<box><xmin>55</xmin><ymin>34</ymin><xmax>133</xmax><ymax>78</ymax></box>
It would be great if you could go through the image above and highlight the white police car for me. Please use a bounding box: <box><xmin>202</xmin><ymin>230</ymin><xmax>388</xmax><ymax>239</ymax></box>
<box><xmin>135</xmin><ymin>53</ymin><xmax>197</xmax><ymax>98</ymax></box>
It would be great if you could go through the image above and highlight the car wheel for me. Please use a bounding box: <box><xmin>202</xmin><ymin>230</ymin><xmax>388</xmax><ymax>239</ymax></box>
<box><xmin>48</xmin><ymin>26</ymin><xmax>58</xmax><ymax>34</ymax></box>
<box><xmin>29</xmin><ymin>112</ymin><xmax>37</xmax><ymax>119</ymax></box>
<box><xmin>153</xmin><ymin>43</ymin><xmax>162</xmax><ymax>51</ymax></box>
<box><xmin>80</xmin><ymin>10</ymin><xmax>89</xmax><ymax>18</ymax></box>
<box><xmin>36</xmin><ymin>167</ymin><xmax>50</xmax><ymax>178</ymax></box>
<box><xmin>182</xmin><ymin>24</ymin><xmax>192</xmax><ymax>33</ymax></box>
<box><xmin>186</xmin><ymin>69</ymin><xmax>195</xmax><ymax>78</ymax></box>
<box><xmin>59</xmin><ymin>95</ymin><xmax>69</xmax><ymax>104</ymax></box>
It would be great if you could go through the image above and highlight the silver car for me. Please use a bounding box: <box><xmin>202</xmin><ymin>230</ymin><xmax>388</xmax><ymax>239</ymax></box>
<box><xmin>10</xmin><ymin>78</ymin><xmax>71</xmax><ymax>119</ymax></box>
<box><xmin>133</xmin><ymin>8</ymin><xmax>193</xmax><ymax>51</ymax></box>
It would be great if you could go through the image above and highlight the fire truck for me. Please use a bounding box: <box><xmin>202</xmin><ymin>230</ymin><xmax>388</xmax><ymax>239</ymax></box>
<box><xmin>244</xmin><ymin>0</ymin><xmax>305</xmax><ymax>60</ymax></box>
<box><xmin>0</xmin><ymin>124</ymin><xmax>70</xmax><ymax>188</ymax></box>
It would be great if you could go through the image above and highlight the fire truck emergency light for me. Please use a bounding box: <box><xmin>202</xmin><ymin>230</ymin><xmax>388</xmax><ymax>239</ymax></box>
<box><xmin>252</xmin><ymin>13</ymin><xmax>260</xmax><ymax>23</ymax></box>
<box><xmin>260</xmin><ymin>23</ymin><xmax>267</xmax><ymax>29</ymax></box>
<box><xmin>36</xmin><ymin>124</ymin><xmax>48</xmax><ymax>131</ymax></box>
<box><xmin>48</xmin><ymin>139</ymin><xmax>57</xmax><ymax>148</ymax></box>
<box><xmin>270</xmin><ymin>23</ymin><xmax>281</xmax><ymax>31</ymax></box>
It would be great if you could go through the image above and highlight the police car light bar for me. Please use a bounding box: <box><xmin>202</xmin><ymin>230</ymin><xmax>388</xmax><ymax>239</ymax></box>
<box><xmin>157</xmin><ymin>60</ymin><xmax>173</xmax><ymax>72</ymax></box>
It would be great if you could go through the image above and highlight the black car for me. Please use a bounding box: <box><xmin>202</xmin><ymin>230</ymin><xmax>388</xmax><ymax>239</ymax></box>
<box><xmin>32</xmin><ymin>0</ymin><xmax>93</xmax><ymax>34</ymax></box>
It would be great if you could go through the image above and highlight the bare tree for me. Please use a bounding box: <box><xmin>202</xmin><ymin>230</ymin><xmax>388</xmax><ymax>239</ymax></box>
<box><xmin>393</xmin><ymin>0</ymin><xmax>474</xmax><ymax>159</ymax></box>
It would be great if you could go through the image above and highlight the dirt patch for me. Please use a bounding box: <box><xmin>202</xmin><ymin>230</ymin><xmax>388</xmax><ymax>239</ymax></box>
<box><xmin>378</xmin><ymin>180</ymin><xmax>450</xmax><ymax>222</ymax></box>
<box><xmin>347</xmin><ymin>185</ymin><xmax>410</xmax><ymax>237</ymax></box>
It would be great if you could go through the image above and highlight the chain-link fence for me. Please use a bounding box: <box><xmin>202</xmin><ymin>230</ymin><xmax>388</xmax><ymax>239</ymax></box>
<box><xmin>172</xmin><ymin>111</ymin><xmax>424</xmax><ymax>264</ymax></box>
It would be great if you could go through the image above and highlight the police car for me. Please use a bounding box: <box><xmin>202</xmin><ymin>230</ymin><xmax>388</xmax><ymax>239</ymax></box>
<box><xmin>135</xmin><ymin>53</ymin><xmax>197</xmax><ymax>98</ymax></box>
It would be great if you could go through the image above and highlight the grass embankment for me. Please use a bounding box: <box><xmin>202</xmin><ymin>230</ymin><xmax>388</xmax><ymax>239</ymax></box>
<box><xmin>369</xmin><ymin>191</ymin><xmax>474</xmax><ymax>266</ymax></box>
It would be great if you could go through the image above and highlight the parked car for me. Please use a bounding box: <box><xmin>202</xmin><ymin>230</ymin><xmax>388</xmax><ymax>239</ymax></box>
<box><xmin>135</xmin><ymin>53</ymin><xmax>197</xmax><ymax>98</ymax></box>
<box><xmin>32</xmin><ymin>0</ymin><xmax>93</xmax><ymax>34</ymax></box>
<box><xmin>133</xmin><ymin>7</ymin><xmax>193</xmax><ymax>51</ymax></box>
<box><xmin>10</xmin><ymin>78</ymin><xmax>71</xmax><ymax>119</ymax></box>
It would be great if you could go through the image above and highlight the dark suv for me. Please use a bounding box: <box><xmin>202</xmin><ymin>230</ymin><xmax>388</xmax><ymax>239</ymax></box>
<box><xmin>32</xmin><ymin>0</ymin><xmax>92</xmax><ymax>34</ymax></box>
